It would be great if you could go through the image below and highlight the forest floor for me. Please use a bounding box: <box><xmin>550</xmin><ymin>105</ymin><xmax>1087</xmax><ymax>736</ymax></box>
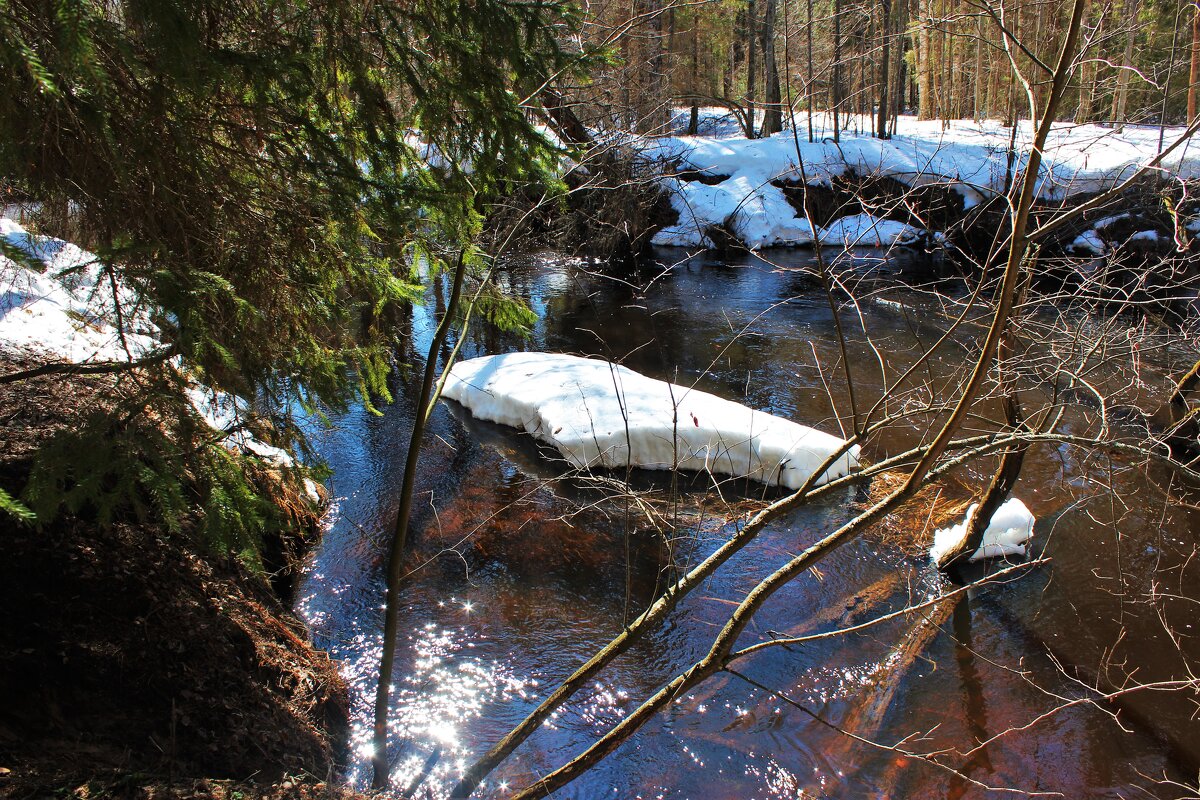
<box><xmin>0</xmin><ymin>352</ymin><xmax>358</xmax><ymax>800</ymax></box>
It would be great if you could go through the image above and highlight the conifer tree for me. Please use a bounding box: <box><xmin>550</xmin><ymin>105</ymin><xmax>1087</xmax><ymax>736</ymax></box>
<box><xmin>0</xmin><ymin>0</ymin><xmax>576</xmax><ymax>537</ymax></box>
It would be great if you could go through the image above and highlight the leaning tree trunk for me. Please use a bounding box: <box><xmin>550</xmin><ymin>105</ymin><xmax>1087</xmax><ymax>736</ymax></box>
<box><xmin>372</xmin><ymin>253</ymin><xmax>468</xmax><ymax>790</ymax></box>
<box><xmin>936</xmin><ymin>351</ymin><xmax>1029</xmax><ymax>574</ymax></box>
<box><xmin>538</xmin><ymin>88</ymin><xmax>594</xmax><ymax>147</ymax></box>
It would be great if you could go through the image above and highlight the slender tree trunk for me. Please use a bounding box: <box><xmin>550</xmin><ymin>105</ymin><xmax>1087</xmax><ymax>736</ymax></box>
<box><xmin>746</xmin><ymin>0</ymin><xmax>759</xmax><ymax>136</ymax></box>
<box><xmin>806</xmin><ymin>0</ymin><xmax>815</xmax><ymax>140</ymax></box>
<box><xmin>860</xmin><ymin>27</ymin><xmax>869</xmax><ymax>119</ymax></box>
<box><xmin>647</xmin><ymin>0</ymin><xmax>668</xmax><ymax>133</ymax></box>
<box><xmin>724</xmin><ymin>46</ymin><xmax>734</xmax><ymax>99</ymax></box>
<box><xmin>372</xmin><ymin>255</ymin><xmax>468</xmax><ymax>790</ymax></box>
<box><xmin>1075</xmin><ymin>0</ymin><xmax>1096</xmax><ymax>122</ymax></box>
<box><xmin>1110</xmin><ymin>0</ymin><xmax>1139</xmax><ymax>128</ymax></box>
<box><xmin>761</xmin><ymin>0</ymin><xmax>783</xmax><ymax>134</ymax></box>
<box><xmin>877</xmin><ymin>0</ymin><xmax>891</xmax><ymax>137</ymax></box>
<box><xmin>974</xmin><ymin>13</ymin><xmax>985</xmax><ymax>120</ymax></box>
<box><xmin>944</xmin><ymin>0</ymin><xmax>956</xmax><ymax>119</ymax></box>
<box><xmin>620</xmin><ymin>0</ymin><xmax>633</xmax><ymax>127</ymax></box>
<box><xmin>917</xmin><ymin>0</ymin><xmax>936</xmax><ymax>118</ymax></box>
<box><xmin>1190</xmin><ymin>0</ymin><xmax>1200</xmax><ymax>121</ymax></box>
<box><xmin>986</xmin><ymin>16</ymin><xmax>1000</xmax><ymax>119</ymax></box>
<box><xmin>1161</xmin><ymin>1</ymin><xmax>1186</xmax><ymax>149</ymax></box>
<box><xmin>891</xmin><ymin>0</ymin><xmax>907</xmax><ymax>128</ymax></box>
<box><xmin>832</xmin><ymin>0</ymin><xmax>842</xmax><ymax>138</ymax></box>
<box><xmin>689</xmin><ymin>13</ymin><xmax>701</xmax><ymax>134</ymax></box>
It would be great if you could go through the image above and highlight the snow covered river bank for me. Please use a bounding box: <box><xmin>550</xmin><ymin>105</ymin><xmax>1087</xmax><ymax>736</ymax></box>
<box><xmin>640</xmin><ymin>114</ymin><xmax>1200</xmax><ymax>259</ymax></box>
<box><xmin>299</xmin><ymin>247</ymin><xmax>1199</xmax><ymax>798</ymax></box>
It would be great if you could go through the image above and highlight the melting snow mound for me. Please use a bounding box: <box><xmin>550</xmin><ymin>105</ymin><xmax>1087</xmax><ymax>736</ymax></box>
<box><xmin>930</xmin><ymin>497</ymin><xmax>1035</xmax><ymax>564</ymax></box>
<box><xmin>443</xmin><ymin>352</ymin><xmax>860</xmax><ymax>489</ymax></box>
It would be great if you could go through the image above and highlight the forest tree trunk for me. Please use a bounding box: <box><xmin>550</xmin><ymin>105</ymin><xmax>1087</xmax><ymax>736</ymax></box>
<box><xmin>746</xmin><ymin>0</ymin><xmax>759</xmax><ymax>136</ymax></box>
<box><xmin>1190</xmin><ymin>0</ymin><xmax>1200</xmax><ymax>121</ymax></box>
<box><xmin>761</xmin><ymin>0</ymin><xmax>783</xmax><ymax>135</ymax></box>
<box><xmin>917</xmin><ymin>0</ymin><xmax>936</xmax><ymax>119</ymax></box>
<box><xmin>1111</xmin><ymin>0</ymin><xmax>1140</xmax><ymax>128</ymax></box>
<box><xmin>877</xmin><ymin>0</ymin><xmax>891</xmax><ymax>137</ymax></box>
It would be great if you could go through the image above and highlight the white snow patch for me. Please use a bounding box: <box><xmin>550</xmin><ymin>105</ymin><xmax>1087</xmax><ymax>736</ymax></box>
<box><xmin>185</xmin><ymin>386</ymin><xmax>295</xmax><ymax>467</ymax></box>
<box><xmin>872</xmin><ymin>297</ymin><xmax>907</xmax><ymax>312</ymax></box>
<box><xmin>650</xmin><ymin>220</ymin><xmax>715</xmax><ymax>248</ymax></box>
<box><xmin>819</xmin><ymin>214</ymin><xmax>924</xmax><ymax>247</ymax></box>
<box><xmin>1092</xmin><ymin>213</ymin><xmax>1131</xmax><ymax>230</ymax></box>
<box><xmin>930</xmin><ymin>497</ymin><xmax>1035</xmax><ymax>564</ymax></box>
<box><xmin>648</xmin><ymin>115</ymin><xmax>1200</xmax><ymax>250</ymax></box>
<box><xmin>443</xmin><ymin>352</ymin><xmax>860</xmax><ymax>489</ymax></box>
<box><xmin>1128</xmin><ymin>229</ymin><xmax>1160</xmax><ymax>243</ymax></box>
<box><xmin>1</xmin><ymin>217</ymin><xmax>307</xmax><ymax>477</ymax></box>
<box><xmin>1</xmin><ymin>218</ymin><xmax>158</xmax><ymax>363</ymax></box>
<box><xmin>1069</xmin><ymin>230</ymin><xmax>1106</xmax><ymax>255</ymax></box>
<box><xmin>653</xmin><ymin>170</ymin><xmax>817</xmax><ymax>249</ymax></box>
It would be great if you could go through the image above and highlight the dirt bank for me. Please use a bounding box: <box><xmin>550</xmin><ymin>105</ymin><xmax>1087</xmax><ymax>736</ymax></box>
<box><xmin>0</xmin><ymin>353</ymin><xmax>351</xmax><ymax>796</ymax></box>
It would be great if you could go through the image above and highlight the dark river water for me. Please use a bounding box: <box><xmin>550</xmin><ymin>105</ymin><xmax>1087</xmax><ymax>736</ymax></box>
<box><xmin>297</xmin><ymin>248</ymin><xmax>1199</xmax><ymax>798</ymax></box>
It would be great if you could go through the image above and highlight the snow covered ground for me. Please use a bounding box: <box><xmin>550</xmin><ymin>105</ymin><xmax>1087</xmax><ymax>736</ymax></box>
<box><xmin>930</xmin><ymin>497</ymin><xmax>1035</xmax><ymax>563</ymax></box>
<box><xmin>1</xmin><ymin>218</ymin><xmax>159</xmax><ymax>362</ymax></box>
<box><xmin>1</xmin><ymin>217</ymin><xmax>304</xmax><ymax>479</ymax></box>
<box><xmin>443</xmin><ymin>351</ymin><xmax>860</xmax><ymax>489</ymax></box>
<box><xmin>648</xmin><ymin>111</ymin><xmax>1200</xmax><ymax>249</ymax></box>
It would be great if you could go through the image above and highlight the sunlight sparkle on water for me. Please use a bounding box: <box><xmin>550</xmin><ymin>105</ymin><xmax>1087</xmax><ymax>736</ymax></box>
<box><xmin>319</xmin><ymin>615</ymin><xmax>533</xmax><ymax>799</ymax></box>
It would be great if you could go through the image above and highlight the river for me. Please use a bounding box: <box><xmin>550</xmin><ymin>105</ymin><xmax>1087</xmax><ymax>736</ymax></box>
<box><xmin>297</xmin><ymin>247</ymin><xmax>1199</xmax><ymax>798</ymax></box>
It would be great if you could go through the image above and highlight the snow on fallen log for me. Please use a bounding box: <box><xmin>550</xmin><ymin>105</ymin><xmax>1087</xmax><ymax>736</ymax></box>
<box><xmin>930</xmin><ymin>497</ymin><xmax>1035</xmax><ymax>564</ymax></box>
<box><xmin>442</xmin><ymin>352</ymin><xmax>860</xmax><ymax>489</ymax></box>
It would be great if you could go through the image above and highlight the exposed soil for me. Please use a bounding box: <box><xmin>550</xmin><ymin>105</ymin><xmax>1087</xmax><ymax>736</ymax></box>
<box><xmin>0</xmin><ymin>353</ymin><xmax>352</xmax><ymax>797</ymax></box>
<box><xmin>0</xmin><ymin>774</ymin><xmax>364</xmax><ymax>800</ymax></box>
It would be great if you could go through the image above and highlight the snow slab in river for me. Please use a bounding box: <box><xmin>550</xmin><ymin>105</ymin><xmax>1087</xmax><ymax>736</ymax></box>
<box><xmin>443</xmin><ymin>352</ymin><xmax>860</xmax><ymax>489</ymax></box>
<box><xmin>646</xmin><ymin>114</ymin><xmax>1200</xmax><ymax>249</ymax></box>
<box><xmin>930</xmin><ymin>497</ymin><xmax>1035</xmax><ymax>563</ymax></box>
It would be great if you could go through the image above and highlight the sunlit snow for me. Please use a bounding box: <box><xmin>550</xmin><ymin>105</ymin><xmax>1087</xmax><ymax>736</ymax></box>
<box><xmin>646</xmin><ymin>113</ymin><xmax>1200</xmax><ymax>249</ymax></box>
<box><xmin>443</xmin><ymin>351</ymin><xmax>859</xmax><ymax>488</ymax></box>
<box><xmin>930</xmin><ymin>497</ymin><xmax>1035</xmax><ymax>563</ymax></box>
